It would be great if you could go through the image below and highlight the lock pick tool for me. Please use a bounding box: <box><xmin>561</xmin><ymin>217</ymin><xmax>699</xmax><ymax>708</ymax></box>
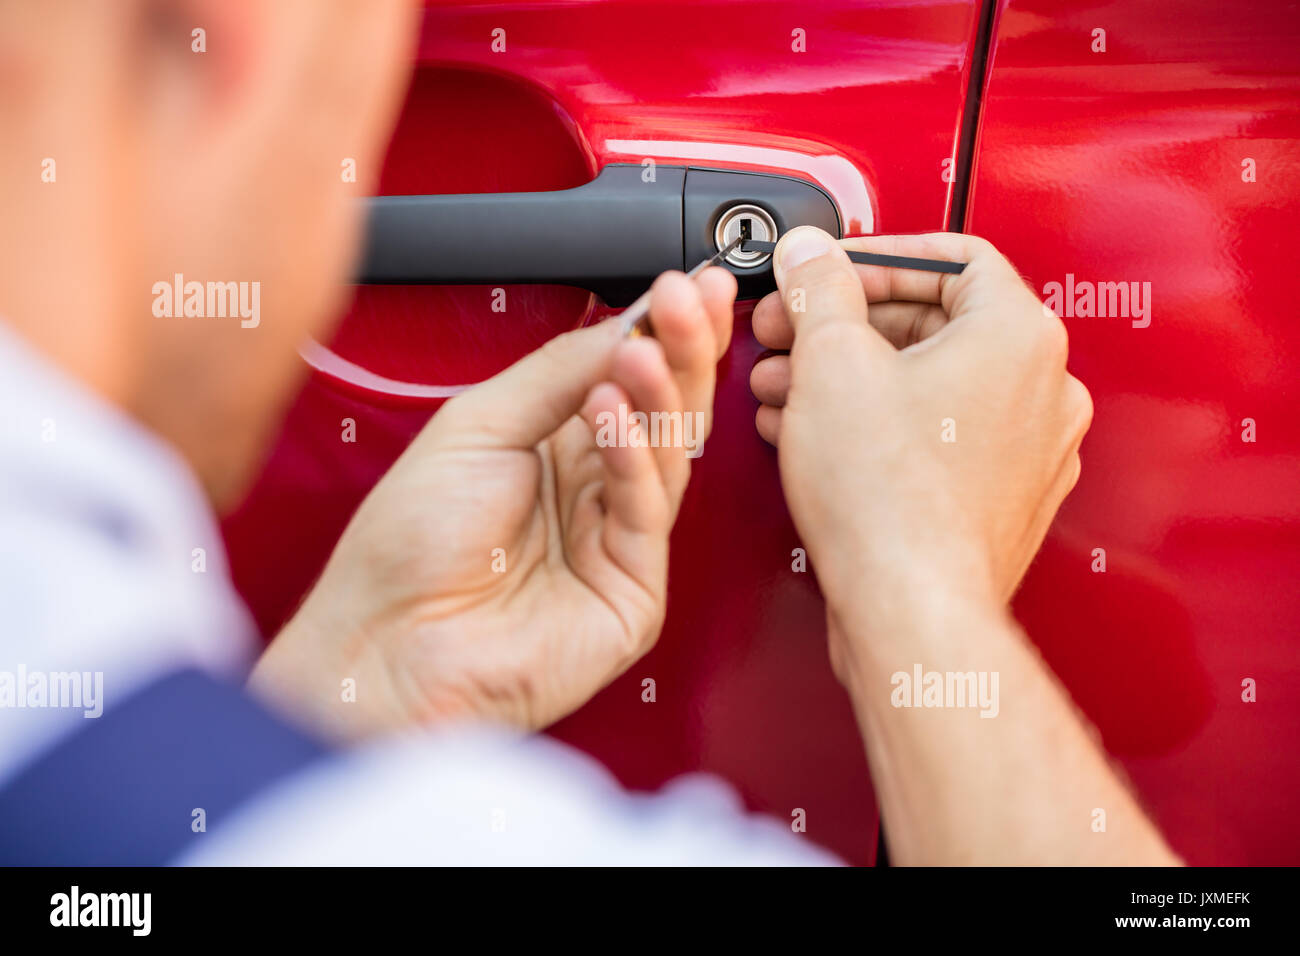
<box><xmin>618</xmin><ymin>234</ymin><xmax>967</xmax><ymax>338</ymax></box>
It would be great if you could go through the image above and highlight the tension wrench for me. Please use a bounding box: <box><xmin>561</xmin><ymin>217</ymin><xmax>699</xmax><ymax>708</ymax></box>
<box><xmin>618</xmin><ymin>234</ymin><xmax>967</xmax><ymax>338</ymax></box>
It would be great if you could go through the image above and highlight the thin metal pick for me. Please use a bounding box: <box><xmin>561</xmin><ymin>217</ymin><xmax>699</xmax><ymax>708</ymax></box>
<box><xmin>619</xmin><ymin>235</ymin><xmax>745</xmax><ymax>338</ymax></box>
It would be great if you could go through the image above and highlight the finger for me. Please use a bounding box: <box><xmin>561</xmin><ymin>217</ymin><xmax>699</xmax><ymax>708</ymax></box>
<box><xmin>755</xmin><ymin>281</ymin><xmax>952</xmax><ymax>353</ymax></box>
<box><xmin>552</xmin><ymin>314</ymin><xmax>718</xmax><ymax>546</ymax></box>
<box><xmin>579</xmin><ymin>382</ymin><xmax>669</xmax><ymax>537</ymax></box>
<box><xmin>749</xmin><ymin>354</ymin><xmax>791</xmax><ymax>407</ymax></box>
<box><xmin>755</xmin><ymin>234</ymin><xmax>966</xmax><ymax>353</ymax></box>
<box><xmin>755</xmin><ymin>404</ymin><xmax>782</xmax><ymax>446</ymax></box>
<box><xmin>774</xmin><ymin>227</ymin><xmax>873</xmax><ymax>337</ymax></box>
<box><xmin>772</xmin><ymin>227</ymin><xmax>894</xmax><ymax>401</ymax></box>
<box><xmin>837</xmin><ymin>234</ymin><xmax>1049</xmax><ymax>364</ymax></box>
<box><xmin>762</xmin><ymin>231</ymin><xmax>1001</xmax><ymax>317</ymax></box>
<box><xmin>866</xmin><ymin>301</ymin><xmax>951</xmax><ymax>349</ymax></box>
<box><xmin>645</xmin><ymin>271</ymin><xmax>720</xmax><ymax>444</ymax></box>
<box><xmin>1007</xmin><ymin>451</ymin><xmax>1082</xmax><ymax>600</ymax></box>
<box><xmin>878</xmin><ymin>234</ymin><xmax>1044</xmax><ymax>342</ymax></box>
<box><xmin>696</xmin><ymin>266</ymin><xmax>738</xmax><ymax>358</ymax></box>
<box><xmin>1003</xmin><ymin>378</ymin><xmax>1091</xmax><ymax>598</ymax></box>
<box><xmin>551</xmin><ymin>266</ymin><xmax>735</xmax><ymax>533</ymax></box>
<box><xmin>570</xmin><ymin>382</ymin><xmax>671</xmax><ymax>658</ymax></box>
<box><xmin>431</xmin><ymin>320</ymin><xmax>622</xmax><ymax>449</ymax></box>
<box><xmin>548</xmin><ymin>413</ymin><xmax>606</xmax><ymax>538</ymax></box>
<box><xmin>608</xmin><ymin>337</ymin><xmax>693</xmax><ymax>509</ymax></box>
<box><xmin>836</xmin><ymin>232</ymin><xmax>1006</xmax><ymax>306</ymax></box>
<box><xmin>752</xmin><ymin>291</ymin><xmax>794</xmax><ymax>349</ymax></box>
<box><xmin>773</xmin><ymin>227</ymin><xmax>895</xmax><ymax>361</ymax></box>
<box><xmin>938</xmin><ymin>267</ymin><xmax>1064</xmax><ymax>364</ymax></box>
<box><xmin>839</xmin><ymin>234</ymin><xmax>1041</xmax><ymax>351</ymax></box>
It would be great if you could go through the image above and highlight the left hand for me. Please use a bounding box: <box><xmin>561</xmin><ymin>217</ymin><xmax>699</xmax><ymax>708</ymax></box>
<box><xmin>251</xmin><ymin>267</ymin><xmax>737</xmax><ymax>738</ymax></box>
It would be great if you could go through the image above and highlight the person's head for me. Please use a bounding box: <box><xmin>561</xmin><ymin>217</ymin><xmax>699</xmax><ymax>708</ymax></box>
<box><xmin>0</xmin><ymin>0</ymin><xmax>417</xmax><ymax>507</ymax></box>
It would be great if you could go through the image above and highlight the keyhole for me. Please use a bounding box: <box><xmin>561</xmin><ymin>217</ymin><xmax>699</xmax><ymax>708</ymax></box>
<box><xmin>714</xmin><ymin>203</ymin><xmax>776</xmax><ymax>267</ymax></box>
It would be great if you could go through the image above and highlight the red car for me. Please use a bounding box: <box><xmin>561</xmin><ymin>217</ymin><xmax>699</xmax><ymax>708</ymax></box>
<box><xmin>222</xmin><ymin>0</ymin><xmax>1300</xmax><ymax>865</ymax></box>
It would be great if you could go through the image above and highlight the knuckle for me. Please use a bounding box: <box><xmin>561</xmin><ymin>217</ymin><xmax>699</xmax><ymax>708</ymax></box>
<box><xmin>539</xmin><ymin>328</ymin><xmax>575</xmax><ymax>363</ymax></box>
<box><xmin>1036</xmin><ymin>312</ymin><xmax>1070</xmax><ymax>364</ymax></box>
<box><xmin>792</xmin><ymin>264</ymin><xmax>862</xmax><ymax>310</ymax></box>
<box><xmin>540</xmin><ymin>325</ymin><xmax>599</xmax><ymax>371</ymax></box>
<box><xmin>434</xmin><ymin>390</ymin><xmax>477</xmax><ymax>432</ymax></box>
<box><xmin>796</xmin><ymin>315</ymin><xmax>872</xmax><ymax>357</ymax></box>
<box><xmin>961</xmin><ymin>234</ymin><xmax>1008</xmax><ymax>273</ymax></box>
<box><xmin>1067</xmin><ymin>453</ymin><xmax>1083</xmax><ymax>493</ymax></box>
<box><xmin>1067</xmin><ymin>375</ymin><xmax>1094</xmax><ymax>436</ymax></box>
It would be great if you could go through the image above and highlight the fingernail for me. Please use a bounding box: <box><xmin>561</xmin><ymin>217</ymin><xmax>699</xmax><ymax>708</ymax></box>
<box><xmin>779</xmin><ymin>229</ymin><xmax>833</xmax><ymax>271</ymax></box>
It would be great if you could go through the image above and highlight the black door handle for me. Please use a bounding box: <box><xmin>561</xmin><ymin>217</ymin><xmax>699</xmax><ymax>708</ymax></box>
<box><xmin>357</xmin><ymin>164</ymin><xmax>841</xmax><ymax>305</ymax></box>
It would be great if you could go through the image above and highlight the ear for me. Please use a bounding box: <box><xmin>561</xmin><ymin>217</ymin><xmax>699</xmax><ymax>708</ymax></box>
<box><xmin>131</xmin><ymin>0</ymin><xmax>273</xmax><ymax>163</ymax></box>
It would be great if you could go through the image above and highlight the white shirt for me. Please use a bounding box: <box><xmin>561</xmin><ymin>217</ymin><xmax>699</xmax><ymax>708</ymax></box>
<box><xmin>0</xmin><ymin>322</ymin><xmax>834</xmax><ymax>865</ymax></box>
<box><xmin>0</xmin><ymin>323</ymin><xmax>257</xmax><ymax>782</ymax></box>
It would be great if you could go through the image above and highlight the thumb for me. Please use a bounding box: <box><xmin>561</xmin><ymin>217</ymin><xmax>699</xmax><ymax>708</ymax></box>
<box><xmin>431</xmin><ymin>319</ymin><xmax>624</xmax><ymax>449</ymax></box>
<box><xmin>773</xmin><ymin>226</ymin><xmax>893</xmax><ymax>361</ymax></box>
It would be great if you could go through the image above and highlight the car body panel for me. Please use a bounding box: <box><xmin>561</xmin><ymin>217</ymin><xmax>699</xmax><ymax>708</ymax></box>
<box><xmin>222</xmin><ymin>0</ymin><xmax>1299</xmax><ymax>864</ymax></box>
<box><xmin>970</xmin><ymin>0</ymin><xmax>1300</xmax><ymax>864</ymax></box>
<box><xmin>224</xmin><ymin>0</ymin><xmax>986</xmax><ymax>865</ymax></box>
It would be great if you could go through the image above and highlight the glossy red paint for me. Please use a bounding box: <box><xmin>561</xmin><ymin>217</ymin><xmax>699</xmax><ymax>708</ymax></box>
<box><xmin>223</xmin><ymin>0</ymin><xmax>986</xmax><ymax>865</ymax></box>
<box><xmin>969</xmin><ymin>1</ymin><xmax>1300</xmax><ymax>864</ymax></box>
<box><xmin>320</xmin><ymin>66</ymin><xmax>598</xmax><ymax>399</ymax></box>
<box><xmin>224</xmin><ymin>0</ymin><xmax>1300</xmax><ymax>865</ymax></box>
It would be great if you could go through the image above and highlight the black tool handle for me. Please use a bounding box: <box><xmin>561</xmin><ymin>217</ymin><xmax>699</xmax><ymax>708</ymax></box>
<box><xmin>740</xmin><ymin>240</ymin><xmax>966</xmax><ymax>275</ymax></box>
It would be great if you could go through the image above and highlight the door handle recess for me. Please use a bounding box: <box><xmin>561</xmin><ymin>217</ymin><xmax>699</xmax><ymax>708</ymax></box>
<box><xmin>357</xmin><ymin>164</ymin><xmax>841</xmax><ymax>306</ymax></box>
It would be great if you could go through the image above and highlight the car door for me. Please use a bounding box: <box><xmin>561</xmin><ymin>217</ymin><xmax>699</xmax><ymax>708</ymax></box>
<box><xmin>222</xmin><ymin>0</ymin><xmax>986</xmax><ymax>865</ymax></box>
<box><xmin>965</xmin><ymin>0</ymin><xmax>1300</xmax><ymax>864</ymax></box>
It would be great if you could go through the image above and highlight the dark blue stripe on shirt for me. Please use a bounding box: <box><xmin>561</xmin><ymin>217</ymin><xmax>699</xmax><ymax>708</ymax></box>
<box><xmin>0</xmin><ymin>669</ymin><xmax>327</xmax><ymax>865</ymax></box>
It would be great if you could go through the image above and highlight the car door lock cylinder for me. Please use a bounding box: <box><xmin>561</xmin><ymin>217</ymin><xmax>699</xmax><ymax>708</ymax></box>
<box><xmin>714</xmin><ymin>204</ymin><xmax>778</xmax><ymax>267</ymax></box>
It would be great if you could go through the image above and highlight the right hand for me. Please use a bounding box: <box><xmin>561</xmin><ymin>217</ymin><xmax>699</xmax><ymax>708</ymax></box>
<box><xmin>749</xmin><ymin>228</ymin><xmax>1092</xmax><ymax>646</ymax></box>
